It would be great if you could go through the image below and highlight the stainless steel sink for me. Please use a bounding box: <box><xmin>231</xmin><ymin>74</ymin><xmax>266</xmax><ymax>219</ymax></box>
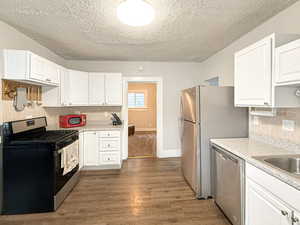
<box><xmin>254</xmin><ymin>155</ymin><xmax>300</xmax><ymax>176</ymax></box>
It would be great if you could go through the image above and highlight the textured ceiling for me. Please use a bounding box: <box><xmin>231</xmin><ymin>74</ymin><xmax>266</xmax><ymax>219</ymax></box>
<box><xmin>0</xmin><ymin>0</ymin><xmax>298</xmax><ymax>61</ymax></box>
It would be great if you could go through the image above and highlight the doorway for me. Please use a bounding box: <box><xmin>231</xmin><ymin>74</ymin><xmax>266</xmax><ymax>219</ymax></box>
<box><xmin>127</xmin><ymin>82</ymin><xmax>157</xmax><ymax>158</ymax></box>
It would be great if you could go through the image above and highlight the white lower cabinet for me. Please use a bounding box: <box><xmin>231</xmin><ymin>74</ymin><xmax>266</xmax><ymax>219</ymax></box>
<box><xmin>83</xmin><ymin>131</ymin><xmax>99</xmax><ymax>166</ymax></box>
<box><xmin>246</xmin><ymin>179</ymin><xmax>291</xmax><ymax>225</ymax></box>
<box><xmin>82</xmin><ymin>130</ymin><xmax>122</xmax><ymax>169</ymax></box>
<box><xmin>246</xmin><ymin>163</ymin><xmax>300</xmax><ymax>225</ymax></box>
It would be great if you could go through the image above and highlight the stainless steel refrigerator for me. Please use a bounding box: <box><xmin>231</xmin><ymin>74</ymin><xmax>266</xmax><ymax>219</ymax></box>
<box><xmin>180</xmin><ymin>86</ymin><xmax>248</xmax><ymax>199</ymax></box>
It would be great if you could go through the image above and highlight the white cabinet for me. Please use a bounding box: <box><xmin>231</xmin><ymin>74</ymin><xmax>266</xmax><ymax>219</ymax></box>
<box><xmin>275</xmin><ymin>39</ymin><xmax>300</xmax><ymax>85</ymax></box>
<box><xmin>79</xmin><ymin>131</ymin><xmax>84</xmax><ymax>170</ymax></box>
<box><xmin>68</xmin><ymin>70</ymin><xmax>89</xmax><ymax>106</ymax></box>
<box><xmin>234</xmin><ymin>34</ymin><xmax>300</xmax><ymax>107</ymax></box>
<box><xmin>42</xmin><ymin>67</ymin><xmax>69</xmax><ymax>107</ymax></box>
<box><xmin>246</xmin><ymin>163</ymin><xmax>300</xmax><ymax>225</ymax></box>
<box><xmin>235</xmin><ymin>35</ymin><xmax>273</xmax><ymax>107</ymax></box>
<box><xmin>82</xmin><ymin>130</ymin><xmax>122</xmax><ymax>169</ymax></box>
<box><xmin>105</xmin><ymin>73</ymin><xmax>123</xmax><ymax>105</ymax></box>
<box><xmin>89</xmin><ymin>73</ymin><xmax>105</xmax><ymax>105</ymax></box>
<box><xmin>3</xmin><ymin>49</ymin><xmax>60</xmax><ymax>86</ymax></box>
<box><xmin>246</xmin><ymin>179</ymin><xmax>291</xmax><ymax>225</ymax></box>
<box><xmin>83</xmin><ymin>131</ymin><xmax>99</xmax><ymax>166</ymax></box>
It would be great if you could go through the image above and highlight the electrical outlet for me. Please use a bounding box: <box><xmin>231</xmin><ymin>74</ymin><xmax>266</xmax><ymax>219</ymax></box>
<box><xmin>253</xmin><ymin>116</ymin><xmax>259</xmax><ymax>125</ymax></box>
<box><xmin>282</xmin><ymin>120</ymin><xmax>295</xmax><ymax>131</ymax></box>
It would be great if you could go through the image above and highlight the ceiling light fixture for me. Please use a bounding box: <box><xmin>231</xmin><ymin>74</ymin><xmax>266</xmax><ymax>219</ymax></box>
<box><xmin>117</xmin><ymin>0</ymin><xmax>155</xmax><ymax>27</ymax></box>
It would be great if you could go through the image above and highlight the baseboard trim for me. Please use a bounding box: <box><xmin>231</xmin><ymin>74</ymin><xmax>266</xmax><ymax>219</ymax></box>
<box><xmin>157</xmin><ymin>149</ymin><xmax>181</xmax><ymax>158</ymax></box>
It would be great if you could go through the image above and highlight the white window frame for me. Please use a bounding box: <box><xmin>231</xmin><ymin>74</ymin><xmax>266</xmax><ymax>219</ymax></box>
<box><xmin>128</xmin><ymin>89</ymin><xmax>148</xmax><ymax>109</ymax></box>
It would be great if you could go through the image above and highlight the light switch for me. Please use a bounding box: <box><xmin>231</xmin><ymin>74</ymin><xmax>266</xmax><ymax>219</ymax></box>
<box><xmin>282</xmin><ymin>120</ymin><xmax>295</xmax><ymax>131</ymax></box>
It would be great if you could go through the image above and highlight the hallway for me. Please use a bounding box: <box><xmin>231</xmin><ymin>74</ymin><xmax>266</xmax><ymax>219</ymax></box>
<box><xmin>1</xmin><ymin>158</ymin><xmax>230</xmax><ymax>225</ymax></box>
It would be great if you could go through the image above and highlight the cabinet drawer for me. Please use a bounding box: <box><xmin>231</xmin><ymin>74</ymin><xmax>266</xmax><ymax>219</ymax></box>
<box><xmin>99</xmin><ymin>138</ymin><xmax>120</xmax><ymax>151</ymax></box>
<box><xmin>99</xmin><ymin>131</ymin><xmax>120</xmax><ymax>138</ymax></box>
<box><xmin>99</xmin><ymin>152</ymin><xmax>120</xmax><ymax>165</ymax></box>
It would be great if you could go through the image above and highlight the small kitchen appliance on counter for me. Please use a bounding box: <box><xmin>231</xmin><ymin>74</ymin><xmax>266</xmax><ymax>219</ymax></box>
<box><xmin>1</xmin><ymin>117</ymin><xmax>79</xmax><ymax>215</ymax></box>
<box><xmin>59</xmin><ymin>114</ymin><xmax>86</xmax><ymax>128</ymax></box>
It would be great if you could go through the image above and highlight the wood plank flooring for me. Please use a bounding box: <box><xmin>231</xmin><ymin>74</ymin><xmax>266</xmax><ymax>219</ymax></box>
<box><xmin>128</xmin><ymin>131</ymin><xmax>156</xmax><ymax>158</ymax></box>
<box><xmin>1</xmin><ymin>158</ymin><xmax>230</xmax><ymax>225</ymax></box>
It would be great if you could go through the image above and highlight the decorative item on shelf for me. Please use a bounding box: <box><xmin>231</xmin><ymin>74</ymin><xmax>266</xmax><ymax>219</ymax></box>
<box><xmin>2</xmin><ymin>80</ymin><xmax>42</xmax><ymax>102</ymax></box>
<box><xmin>13</xmin><ymin>88</ymin><xmax>27</xmax><ymax>111</ymax></box>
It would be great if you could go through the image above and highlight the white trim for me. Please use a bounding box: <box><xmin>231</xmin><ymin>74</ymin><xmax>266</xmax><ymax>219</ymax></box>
<box><xmin>158</xmin><ymin>149</ymin><xmax>181</xmax><ymax>158</ymax></box>
<box><xmin>122</xmin><ymin>77</ymin><xmax>163</xmax><ymax>159</ymax></box>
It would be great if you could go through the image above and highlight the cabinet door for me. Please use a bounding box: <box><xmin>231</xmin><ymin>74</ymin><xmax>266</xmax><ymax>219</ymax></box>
<box><xmin>89</xmin><ymin>73</ymin><xmax>105</xmax><ymax>105</ymax></box>
<box><xmin>60</xmin><ymin>67</ymin><xmax>70</xmax><ymax>106</ymax></box>
<box><xmin>83</xmin><ymin>131</ymin><xmax>99</xmax><ymax>166</ymax></box>
<box><xmin>68</xmin><ymin>70</ymin><xmax>89</xmax><ymax>105</ymax></box>
<box><xmin>246</xmin><ymin>179</ymin><xmax>292</xmax><ymax>225</ymax></box>
<box><xmin>79</xmin><ymin>132</ymin><xmax>84</xmax><ymax>170</ymax></box>
<box><xmin>45</xmin><ymin>61</ymin><xmax>60</xmax><ymax>84</ymax></box>
<box><xmin>30</xmin><ymin>53</ymin><xmax>45</xmax><ymax>81</ymax></box>
<box><xmin>275</xmin><ymin>39</ymin><xmax>300</xmax><ymax>84</ymax></box>
<box><xmin>105</xmin><ymin>73</ymin><xmax>123</xmax><ymax>105</ymax></box>
<box><xmin>235</xmin><ymin>36</ymin><xmax>273</xmax><ymax>107</ymax></box>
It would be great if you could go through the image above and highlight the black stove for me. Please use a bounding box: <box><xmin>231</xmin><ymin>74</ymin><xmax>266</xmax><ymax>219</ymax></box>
<box><xmin>1</xmin><ymin>117</ymin><xmax>80</xmax><ymax>215</ymax></box>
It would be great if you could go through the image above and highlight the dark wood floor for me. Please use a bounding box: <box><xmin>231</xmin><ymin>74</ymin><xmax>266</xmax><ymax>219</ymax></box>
<box><xmin>1</xmin><ymin>158</ymin><xmax>230</xmax><ymax>225</ymax></box>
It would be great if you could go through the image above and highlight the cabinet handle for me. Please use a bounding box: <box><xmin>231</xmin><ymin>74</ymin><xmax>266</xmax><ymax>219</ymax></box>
<box><xmin>46</xmin><ymin>78</ymin><xmax>51</xmax><ymax>82</ymax></box>
<box><xmin>281</xmin><ymin>210</ymin><xmax>288</xmax><ymax>216</ymax></box>
<box><xmin>264</xmin><ymin>102</ymin><xmax>268</xmax><ymax>105</ymax></box>
<box><xmin>292</xmin><ymin>217</ymin><xmax>299</xmax><ymax>223</ymax></box>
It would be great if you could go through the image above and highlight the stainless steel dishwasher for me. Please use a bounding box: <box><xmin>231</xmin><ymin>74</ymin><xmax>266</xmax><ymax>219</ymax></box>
<box><xmin>212</xmin><ymin>144</ymin><xmax>245</xmax><ymax>225</ymax></box>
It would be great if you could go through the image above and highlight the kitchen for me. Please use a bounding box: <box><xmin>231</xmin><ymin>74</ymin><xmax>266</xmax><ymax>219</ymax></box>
<box><xmin>1</xmin><ymin>1</ymin><xmax>300</xmax><ymax>225</ymax></box>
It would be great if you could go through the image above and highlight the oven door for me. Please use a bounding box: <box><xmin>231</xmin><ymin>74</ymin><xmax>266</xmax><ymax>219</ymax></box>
<box><xmin>54</xmin><ymin>142</ymin><xmax>79</xmax><ymax>195</ymax></box>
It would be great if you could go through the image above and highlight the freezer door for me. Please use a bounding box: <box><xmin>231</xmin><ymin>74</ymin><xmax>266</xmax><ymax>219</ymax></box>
<box><xmin>181</xmin><ymin>87</ymin><xmax>198</xmax><ymax>122</ymax></box>
<box><xmin>181</xmin><ymin>121</ymin><xmax>198</xmax><ymax>193</ymax></box>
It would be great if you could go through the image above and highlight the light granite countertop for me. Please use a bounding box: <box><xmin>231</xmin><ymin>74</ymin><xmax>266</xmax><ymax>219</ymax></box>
<box><xmin>47</xmin><ymin>121</ymin><xmax>123</xmax><ymax>132</ymax></box>
<box><xmin>210</xmin><ymin>138</ymin><xmax>300</xmax><ymax>191</ymax></box>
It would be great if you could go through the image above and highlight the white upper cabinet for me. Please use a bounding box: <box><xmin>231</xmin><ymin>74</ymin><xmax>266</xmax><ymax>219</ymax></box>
<box><xmin>105</xmin><ymin>73</ymin><xmax>123</xmax><ymax>105</ymax></box>
<box><xmin>68</xmin><ymin>70</ymin><xmax>89</xmax><ymax>106</ymax></box>
<box><xmin>42</xmin><ymin>67</ymin><xmax>69</xmax><ymax>107</ymax></box>
<box><xmin>3</xmin><ymin>49</ymin><xmax>60</xmax><ymax>86</ymax></box>
<box><xmin>235</xmin><ymin>35</ymin><xmax>273</xmax><ymax>107</ymax></box>
<box><xmin>234</xmin><ymin>34</ymin><xmax>300</xmax><ymax>108</ymax></box>
<box><xmin>89</xmin><ymin>73</ymin><xmax>105</xmax><ymax>105</ymax></box>
<box><xmin>275</xmin><ymin>39</ymin><xmax>300</xmax><ymax>85</ymax></box>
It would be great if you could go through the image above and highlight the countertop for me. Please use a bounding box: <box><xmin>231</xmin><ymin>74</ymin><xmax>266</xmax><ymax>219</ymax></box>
<box><xmin>211</xmin><ymin>138</ymin><xmax>300</xmax><ymax>191</ymax></box>
<box><xmin>47</xmin><ymin>121</ymin><xmax>123</xmax><ymax>132</ymax></box>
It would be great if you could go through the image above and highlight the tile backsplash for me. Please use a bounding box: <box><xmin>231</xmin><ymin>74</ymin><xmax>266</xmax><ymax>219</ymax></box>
<box><xmin>249</xmin><ymin>108</ymin><xmax>300</xmax><ymax>151</ymax></box>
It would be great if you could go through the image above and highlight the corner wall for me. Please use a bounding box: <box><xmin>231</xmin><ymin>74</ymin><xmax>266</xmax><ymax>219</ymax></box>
<box><xmin>198</xmin><ymin>0</ymin><xmax>300</xmax><ymax>86</ymax></box>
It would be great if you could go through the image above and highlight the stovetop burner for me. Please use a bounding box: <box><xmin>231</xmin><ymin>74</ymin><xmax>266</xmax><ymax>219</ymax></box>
<box><xmin>10</xmin><ymin>130</ymin><xmax>78</xmax><ymax>144</ymax></box>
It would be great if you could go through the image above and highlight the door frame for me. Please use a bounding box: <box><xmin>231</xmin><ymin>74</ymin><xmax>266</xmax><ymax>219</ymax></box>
<box><xmin>122</xmin><ymin>77</ymin><xmax>163</xmax><ymax>160</ymax></box>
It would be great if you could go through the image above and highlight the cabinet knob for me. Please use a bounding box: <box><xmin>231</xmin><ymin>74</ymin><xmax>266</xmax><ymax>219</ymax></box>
<box><xmin>281</xmin><ymin>210</ymin><xmax>288</xmax><ymax>216</ymax></box>
<box><xmin>292</xmin><ymin>217</ymin><xmax>299</xmax><ymax>223</ymax></box>
<box><xmin>264</xmin><ymin>102</ymin><xmax>268</xmax><ymax>105</ymax></box>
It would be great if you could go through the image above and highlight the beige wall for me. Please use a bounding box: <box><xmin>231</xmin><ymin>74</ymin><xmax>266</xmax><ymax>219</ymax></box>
<box><xmin>66</xmin><ymin>60</ymin><xmax>202</xmax><ymax>152</ymax></box>
<box><xmin>198</xmin><ymin>1</ymin><xmax>300</xmax><ymax>150</ymax></box>
<box><xmin>128</xmin><ymin>83</ymin><xmax>156</xmax><ymax>131</ymax></box>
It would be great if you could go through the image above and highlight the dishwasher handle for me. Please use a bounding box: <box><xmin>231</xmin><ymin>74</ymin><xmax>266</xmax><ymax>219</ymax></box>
<box><xmin>215</xmin><ymin>148</ymin><xmax>239</xmax><ymax>164</ymax></box>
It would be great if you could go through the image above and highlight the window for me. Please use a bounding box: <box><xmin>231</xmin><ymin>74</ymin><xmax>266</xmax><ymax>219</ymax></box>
<box><xmin>128</xmin><ymin>92</ymin><xmax>146</xmax><ymax>108</ymax></box>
